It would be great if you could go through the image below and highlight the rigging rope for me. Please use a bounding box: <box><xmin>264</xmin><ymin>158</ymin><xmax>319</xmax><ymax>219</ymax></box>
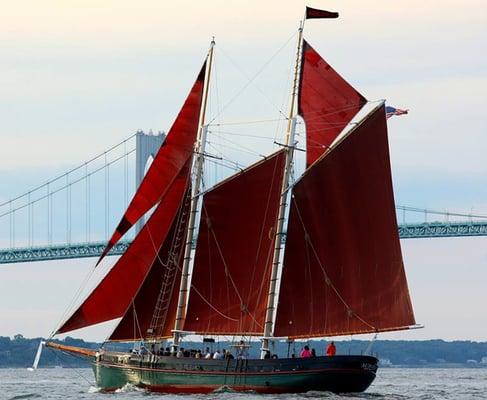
<box><xmin>45</xmin><ymin>347</ymin><xmax>94</xmax><ymax>386</ymax></box>
<box><xmin>207</xmin><ymin>32</ymin><xmax>297</xmax><ymax>125</ymax></box>
<box><xmin>144</xmin><ymin>200</ymin><xmax>240</xmax><ymax>324</ymax></box>
<box><xmin>209</xmin><ymin>118</ymin><xmax>285</xmax><ymax>127</ymax></box>
<box><xmin>48</xmin><ymin>262</ymin><xmax>98</xmax><ymax>339</ymax></box>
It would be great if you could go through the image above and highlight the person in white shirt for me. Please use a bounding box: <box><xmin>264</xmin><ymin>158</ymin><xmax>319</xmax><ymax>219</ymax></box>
<box><xmin>212</xmin><ymin>350</ymin><xmax>223</xmax><ymax>360</ymax></box>
<box><xmin>203</xmin><ymin>346</ymin><xmax>212</xmax><ymax>359</ymax></box>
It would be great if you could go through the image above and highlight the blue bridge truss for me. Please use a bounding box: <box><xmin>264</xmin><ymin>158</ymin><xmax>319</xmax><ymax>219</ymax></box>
<box><xmin>398</xmin><ymin>221</ymin><xmax>487</xmax><ymax>239</ymax></box>
<box><xmin>1</xmin><ymin>221</ymin><xmax>487</xmax><ymax>265</ymax></box>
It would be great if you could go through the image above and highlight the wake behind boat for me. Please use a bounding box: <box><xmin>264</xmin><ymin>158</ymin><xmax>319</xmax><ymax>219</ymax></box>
<box><xmin>42</xmin><ymin>6</ymin><xmax>418</xmax><ymax>394</ymax></box>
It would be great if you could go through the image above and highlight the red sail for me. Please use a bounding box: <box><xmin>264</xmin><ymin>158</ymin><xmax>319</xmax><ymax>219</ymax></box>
<box><xmin>299</xmin><ymin>40</ymin><xmax>366</xmax><ymax>166</ymax></box>
<box><xmin>57</xmin><ymin>161</ymin><xmax>191</xmax><ymax>334</ymax></box>
<box><xmin>109</xmin><ymin>188</ymin><xmax>190</xmax><ymax>341</ymax></box>
<box><xmin>97</xmin><ymin>62</ymin><xmax>206</xmax><ymax>264</ymax></box>
<box><xmin>183</xmin><ymin>151</ymin><xmax>286</xmax><ymax>336</ymax></box>
<box><xmin>274</xmin><ymin>105</ymin><xmax>416</xmax><ymax>339</ymax></box>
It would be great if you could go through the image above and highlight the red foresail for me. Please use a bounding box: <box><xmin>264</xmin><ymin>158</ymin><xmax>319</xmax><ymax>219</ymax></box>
<box><xmin>299</xmin><ymin>40</ymin><xmax>366</xmax><ymax>166</ymax></box>
<box><xmin>57</xmin><ymin>161</ymin><xmax>191</xmax><ymax>334</ymax></box>
<box><xmin>109</xmin><ymin>188</ymin><xmax>190</xmax><ymax>341</ymax></box>
<box><xmin>97</xmin><ymin>62</ymin><xmax>206</xmax><ymax>264</ymax></box>
<box><xmin>274</xmin><ymin>105</ymin><xmax>416</xmax><ymax>339</ymax></box>
<box><xmin>183</xmin><ymin>151</ymin><xmax>286</xmax><ymax>335</ymax></box>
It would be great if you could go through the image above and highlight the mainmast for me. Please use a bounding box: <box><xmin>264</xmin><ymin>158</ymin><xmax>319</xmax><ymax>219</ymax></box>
<box><xmin>261</xmin><ymin>22</ymin><xmax>304</xmax><ymax>357</ymax></box>
<box><xmin>173</xmin><ymin>39</ymin><xmax>215</xmax><ymax>347</ymax></box>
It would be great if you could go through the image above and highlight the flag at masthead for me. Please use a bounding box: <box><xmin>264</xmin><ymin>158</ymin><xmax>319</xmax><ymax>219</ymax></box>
<box><xmin>305</xmin><ymin>7</ymin><xmax>339</xmax><ymax>20</ymax></box>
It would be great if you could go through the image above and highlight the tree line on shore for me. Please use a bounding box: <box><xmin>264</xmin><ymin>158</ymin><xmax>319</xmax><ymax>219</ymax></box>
<box><xmin>1</xmin><ymin>334</ymin><xmax>487</xmax><ymax>368</ymax></box>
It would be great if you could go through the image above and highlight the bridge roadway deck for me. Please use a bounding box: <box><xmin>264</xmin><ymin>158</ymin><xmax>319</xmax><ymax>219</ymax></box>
<box><xmin>1</xmin><ymin>221</ymin><xmax>487</xmax><ymax>264</ymax></box>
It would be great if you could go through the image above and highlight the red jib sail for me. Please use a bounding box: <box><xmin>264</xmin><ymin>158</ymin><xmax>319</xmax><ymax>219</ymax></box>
<box><xmin>274</xmin><ymin>104</ymin><xmax>416</xmax><ymax>339</ymax></box>
<box><xmin>57</xmin><ymin>160</ymin><xmax>191</xmax><ymax>334</ymax></box>
<box><xmin>299</xmin><ymin>40</ymin><xmax>366</xmax><ymax>166</ymax></box>
<box><xmin>97</xmin><ymin>62</ymin><xmax>206</xmax><ymax>264</ymax></box>
<box><xmin>183</xmin><ymin>151</ymin><xmax>286</xmax><ymax>336</ymax></box>
<box><xmin>109</xmin><ymin>188</ymin><xmax>190</xmax><ymax>341</ymax></box>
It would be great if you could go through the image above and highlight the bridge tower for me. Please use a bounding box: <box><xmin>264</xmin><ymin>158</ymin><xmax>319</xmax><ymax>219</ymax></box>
<box><xmin>135</xmin><ymin>130</ymin><xmax>165</xmax><ymax>233</ymax></box>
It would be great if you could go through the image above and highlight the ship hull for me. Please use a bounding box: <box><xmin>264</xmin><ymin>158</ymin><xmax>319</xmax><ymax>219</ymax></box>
<box><xmin>93</xmin><ymin>353</ymin><xmax>378</xmax><ymax>394</ymax></box>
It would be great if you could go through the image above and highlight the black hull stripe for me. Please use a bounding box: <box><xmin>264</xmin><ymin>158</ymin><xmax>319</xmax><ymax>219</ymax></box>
<box><xmin>97</xmin><ymin>361</ymin><xmax>375</xmax><ymax>377</ymax></box>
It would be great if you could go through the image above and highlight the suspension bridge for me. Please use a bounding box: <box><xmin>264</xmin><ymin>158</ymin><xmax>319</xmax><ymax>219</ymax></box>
<box><xmin>1</xmin><ymin>131</ymin><xmax>486</xmax><ymax>265</ymax></box>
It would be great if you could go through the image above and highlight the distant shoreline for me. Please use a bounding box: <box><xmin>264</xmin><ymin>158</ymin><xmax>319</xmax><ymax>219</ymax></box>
<box><xmin>2</xmin><ymin>335</ymin><xmax>487</xmax><ymax>369</ymax></box>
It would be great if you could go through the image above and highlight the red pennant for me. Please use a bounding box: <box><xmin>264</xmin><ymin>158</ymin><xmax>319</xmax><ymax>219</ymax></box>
<box><xmin>305</xmin><ymin>7</ymin><xmax>339</xmax><ymax>19</ymax></box>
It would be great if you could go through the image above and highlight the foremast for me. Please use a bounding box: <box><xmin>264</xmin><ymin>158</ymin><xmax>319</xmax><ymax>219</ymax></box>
<box><xmin>173</xmin><ymin>39</ymin><xmax>215</xmax><ymax>348</ymax></box>
<box><xmin>261</xmin><ymin>22</ymin><xmax>304</xmax><ymax>357</ymax></box>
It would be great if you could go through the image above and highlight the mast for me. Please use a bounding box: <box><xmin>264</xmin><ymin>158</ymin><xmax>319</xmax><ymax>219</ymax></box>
<box><xmin>261</xmin><ymin>22</ymin><xmax>304</xmax><ymax>357</ymax></box>
<box><xmin>173</xmin><ymin>39</ymin><xmax>215</xmax><ymax>347</ymax></box>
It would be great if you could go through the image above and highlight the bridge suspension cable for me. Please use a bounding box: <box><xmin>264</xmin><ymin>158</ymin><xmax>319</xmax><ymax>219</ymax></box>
<box><xmin>396</xmin><ymin>205</ymin><xmax>487</xmax><ymax>223</ymax></box>
<box><xmin>0</xmin><ymin>133</ymin><xmax>138</xmax><ymax>250</ymax></box>
<box><xmin>0</xmin><ymin>134</ymin><xmax>136</xmax><ymax>209</ymax></box>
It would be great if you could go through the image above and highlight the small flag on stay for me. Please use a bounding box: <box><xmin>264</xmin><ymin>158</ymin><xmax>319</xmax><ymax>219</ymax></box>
<box><xmin>305</xmin><ymin>7</ymin><xmax>339</xmax><ymax>19</ymax></box>
<box><xmin>386</xmin><ymin>106</ymin><xmax>409</xmax><ymax>119</ymax></box>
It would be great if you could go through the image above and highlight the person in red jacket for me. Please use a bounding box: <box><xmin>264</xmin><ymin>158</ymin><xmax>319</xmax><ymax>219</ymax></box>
<box><xmin>300</xmin><ymin>345</ymin><xmax>312</xmax><ymax>358</ymax></box>
<box><xmin>326</xmin><ymin>341</ymin><xmax>336</xmax><ymax>356</ymax></box>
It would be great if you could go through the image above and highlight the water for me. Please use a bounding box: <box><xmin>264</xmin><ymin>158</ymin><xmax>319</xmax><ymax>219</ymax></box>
<box><xmin>1</xmin><ymin>368</ymin><xmax>487</xmax><ymax>400</ymax></box>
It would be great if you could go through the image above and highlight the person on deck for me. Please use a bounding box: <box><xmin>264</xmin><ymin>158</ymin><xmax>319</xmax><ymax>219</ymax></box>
<box><xmin>300</xmin><ymin>345</ymin><xmax>312</xmax><ymax>358</ymax></box>
<box><xmin>326</xmin><ymin>341</ymin><xmax>336</xmax><ymax>356</ymax></box>
<box><xmin>236</xmin><ymin>340</ymin><xmax>248</xmax><ymax>359</ymax></box>
<box><xmin>213</xmin><ymin>349</ymin><xmax>223</xmax><ymax>360</ymax></box>
<box><xmin>176</xmin><ymin>348</ymin><xmax>184</xmax><ymax>358</ymax></box>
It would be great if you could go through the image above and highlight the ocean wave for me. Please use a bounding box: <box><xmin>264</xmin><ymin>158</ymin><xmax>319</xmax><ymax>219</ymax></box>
<box><xmin>8</xmin><ymin>394</ymin><xmax>42</xmax><ymax>400</ymax></box>
<box><xmin>114</xmin><ymin>382</ymin><xmax>146</xmax><ymax>393</ymax></box>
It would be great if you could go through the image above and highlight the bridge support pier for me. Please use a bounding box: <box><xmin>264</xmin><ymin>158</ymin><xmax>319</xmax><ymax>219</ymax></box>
<box><xmin>135</xmin><ymin>130</ymin><xmax>165</xmax><ymax>233</ymax></box>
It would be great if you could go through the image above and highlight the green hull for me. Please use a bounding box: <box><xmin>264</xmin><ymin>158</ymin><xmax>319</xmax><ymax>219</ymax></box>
<box><xmin>93</xmin><ymin>353</ymin><xmax>378</xmax><ymax>393</ymax></box>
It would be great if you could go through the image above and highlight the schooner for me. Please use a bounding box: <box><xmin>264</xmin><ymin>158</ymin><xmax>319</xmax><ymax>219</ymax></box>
<box><xmin>43</xmin><ymin>7</ymin><xmax>417</xmax><ymax>393</ymax></box>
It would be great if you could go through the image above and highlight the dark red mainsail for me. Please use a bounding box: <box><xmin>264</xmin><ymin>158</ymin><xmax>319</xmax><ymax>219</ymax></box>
<box><xmin>299</xmin><ymin>40</ymin><xmax>366</xmax><ymax>166</ymax></box>
<box><xmin>274</xmin><ymin>104</ymin><xmax>416</xmax><ymax>339</ymax></box>
<box><xmin>57</xmin><ymin>160</ymin><xmax>191</xmax><ymax>334</ymax></box>
<box><xmin>97</xmin><ymin>62</ymin><xmax>206</xmax><ymax>264</ymax></box>
<box><xmin>183</xmin><ymin>151</ymin><xmax>286</xmax><ymax>336</ymax></box>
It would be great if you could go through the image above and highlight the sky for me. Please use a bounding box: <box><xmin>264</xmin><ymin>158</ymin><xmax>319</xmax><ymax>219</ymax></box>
<box><xmin>0</xmin><ymin>0</ymin><xmax>486</xmax><ymax>342</ymax></box>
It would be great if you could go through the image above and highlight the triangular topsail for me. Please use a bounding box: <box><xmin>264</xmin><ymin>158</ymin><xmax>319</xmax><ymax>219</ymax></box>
<box><xmin>274</xmin><ymin>104</ymin><xmax>416</xmax><ymax>339</ymax></box>
<box><xmin>299</xmin><ymin>40</ymin><xmax>366</xmax><ymax>167</ymax></box>
<box><xmin>57</xmin><ymin>160</ymin><xmax>192</xmax><ymax>334</ymax></box>
<box><xmin>97</xmin><ymin>62</ymin><xmax>207</xmax><ymax>264</ymax></box>
<box><xmin>183</xmin><ymin>151</ymin><xmax>286</xmax><ymax>336</ymax></box>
